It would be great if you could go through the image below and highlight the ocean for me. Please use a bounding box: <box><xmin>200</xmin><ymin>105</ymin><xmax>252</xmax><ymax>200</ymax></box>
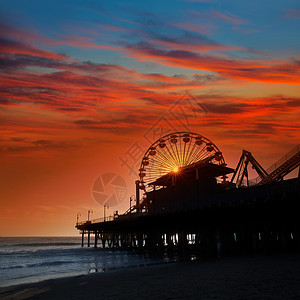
<box><xmin>0</xmin><ymin>236</ymin><xmax>165</xmax><ymax>288</ymax></box>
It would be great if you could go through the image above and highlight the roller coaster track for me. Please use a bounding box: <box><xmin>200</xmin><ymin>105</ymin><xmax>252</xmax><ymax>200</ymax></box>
<box><xmin>257</xmin><ymin>144</ymin><xmax>300</xmax><ymax>185</ymax></box>
<box><xmin>230</xmin><ymin>150</ymin><xmax>268</xmax><ymax>187</ymax></box>
<box><xmin>232</xmin><ymin>145</ymin><xmax>300</xmax><ymax>187</ymax></box>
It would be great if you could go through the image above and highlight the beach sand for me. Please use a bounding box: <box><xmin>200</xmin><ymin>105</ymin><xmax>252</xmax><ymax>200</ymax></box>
<box><xmin>1</xmin><ymin>254</ymin><xmax>300</xmax><ymax>299</ymax></box>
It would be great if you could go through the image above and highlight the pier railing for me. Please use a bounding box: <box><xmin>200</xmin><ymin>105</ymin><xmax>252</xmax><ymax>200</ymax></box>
<box><xmin>76</xmin><ymin>210</ymin><xmax>149</xmax><ymax>226</ymax></box>
<box><xmin>77</xmin><ymin>215</ymin><xmax>115</xmax><ymax>226</ymax></box>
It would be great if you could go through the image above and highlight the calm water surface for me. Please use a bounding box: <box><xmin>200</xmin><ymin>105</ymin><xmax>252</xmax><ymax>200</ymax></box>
<box><xmin>0</xmin><ymin>237</ymin><xmax>165</xmax><ymax>287</ymax></box>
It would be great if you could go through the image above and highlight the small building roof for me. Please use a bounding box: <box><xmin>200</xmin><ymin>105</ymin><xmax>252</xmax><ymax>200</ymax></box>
<box><xmin>148</xmin><ymin>161</ymin><xmax>234</xmax><ymax>187</ymax></box>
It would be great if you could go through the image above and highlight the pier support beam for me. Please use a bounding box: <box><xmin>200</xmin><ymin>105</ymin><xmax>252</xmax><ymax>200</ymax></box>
<box><xmin>94</xmin><ymin>231</ymin><xmax>98</xmax><ymax>248</ymax></box>
<box><xmin>81</xmin><ymin>231</ymin><xmax>84</xmax><ymax>247</ymax></box>
<box><xmin>102</xmin><ymin>233</ymin><xmax>106</xmax><ymax>248</ymax></box>
<box><xmin>88</xmin><ymin>230</ymin><xmax>90</xmax><ymax>247</ymax></box>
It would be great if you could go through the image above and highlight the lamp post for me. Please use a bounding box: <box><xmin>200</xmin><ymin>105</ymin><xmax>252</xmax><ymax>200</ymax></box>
<box><xmin>104</xmin><ymin>204</ymin><xmax>109</xmax><ymax>222</ymax></box>
<box><xmin>135</xmin><ymin>180</ymin><xmax>140</xmax><ymax>214</ymax></box>
<box><xmin>76</xmin><ymin>213</ymin><xmax>81</xmax><ymax>226</ymax></box>
<box><xmin>130</xmin><ymin>195</ymin><xmax>135</xmax><ymax>213</ymax></box>
<box><xmin>88</xmin><ymin>209</ymin><xmax>93</xmax><ymax>222</ymax></box>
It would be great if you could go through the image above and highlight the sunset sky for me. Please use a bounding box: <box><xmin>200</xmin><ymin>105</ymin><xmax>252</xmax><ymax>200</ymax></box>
<box><xmin>1</xmin><ymin>0</ymin><xmax>299</xmax><ymax>236</ymax></box>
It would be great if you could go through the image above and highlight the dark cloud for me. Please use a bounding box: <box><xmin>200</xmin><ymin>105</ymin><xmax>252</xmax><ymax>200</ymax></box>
<box><xmin>204</xmin><ymin>102</ymin><xmax>247</xmax><ymax>114</ymax></box>
<box><xmin>192</xmin><ymin>74</ymin><xmax>224</xmax><ymax>82</ymax></box>
<box><xmin>32</xmin><ymin>140</ymin><xmax>53</xmax><ymax>146</ymax></box>
<box><xmin>10</xmin><ymin>137</ymin><xmax>26</xmax><ymax>142</ymax></box>
<box><xmin>143</xmin><ymin>30</ymin><xmax>226</xmax><ymax>51</ymax></box>
<box><xmin>0</xmin><ymin>53</ymin><xmax>60</xmax><ymax>70</ymax></box>
<box><xmin>0</xmin><ymin>139</ymin><xmax>79</xmax><ymax>154</ymax></box>
<box><xmin>0</xmin><ymin>98</ymin><xmax>14</xmax><ymax>105</ymax></box>
<box><xmin>74</xmin><ymin>119</ymin><xmax>100</xmax><ymax>125</ymax></box>
<box><xmin>57</xmin><ymin>107</ymin><xmax>84</xmax><ymax>112</ymax></box>
<box><xmin>222</xmin><ymin>123</ymin><xmax>277</xmax><ymax>139</ymax></box>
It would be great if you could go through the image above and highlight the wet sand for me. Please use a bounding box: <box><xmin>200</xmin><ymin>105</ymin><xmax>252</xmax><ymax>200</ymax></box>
<box><xmin>1</xmin><ymin>254</ymin><xmax>300</xmax><ymax>299</ymax></box>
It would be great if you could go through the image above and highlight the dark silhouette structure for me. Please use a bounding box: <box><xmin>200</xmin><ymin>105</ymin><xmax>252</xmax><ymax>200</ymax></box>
<box><xmin>76</xmin><ymin>132</ymin><xmax>300</xmax><ymax>258</ymax></box>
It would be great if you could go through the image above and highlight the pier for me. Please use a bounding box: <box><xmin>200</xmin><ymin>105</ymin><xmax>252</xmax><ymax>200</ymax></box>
<box><xmin>76</xmin><ymin>132</ymin><xmax>300</xmax><ymax>258</ymax></box>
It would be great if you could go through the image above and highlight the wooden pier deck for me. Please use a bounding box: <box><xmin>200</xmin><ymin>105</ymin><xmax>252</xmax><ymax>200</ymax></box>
<box><xmin>76</xmin><ymin>178</ymin><xmax>300</xmax><ymax>258</ymax></box>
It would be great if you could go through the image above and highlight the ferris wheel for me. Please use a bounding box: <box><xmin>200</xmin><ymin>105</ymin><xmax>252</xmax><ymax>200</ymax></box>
<box><xmin>138</xmin><ymin>132</ymin><xmax>225</xmax><ymax>192</ymax></box>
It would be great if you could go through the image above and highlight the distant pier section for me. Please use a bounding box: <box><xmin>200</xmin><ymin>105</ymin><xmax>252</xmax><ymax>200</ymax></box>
<box><xmin>76</xmin><ymin>132</ymin><xmax>300</xmax><ymax>258</ymax></box>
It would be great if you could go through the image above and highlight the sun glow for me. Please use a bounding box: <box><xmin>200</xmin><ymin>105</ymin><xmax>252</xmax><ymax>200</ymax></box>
<box><xmin>173</xmin><ymin>166</ymin><xmax>179</xmax><ymax>173</ymax></box>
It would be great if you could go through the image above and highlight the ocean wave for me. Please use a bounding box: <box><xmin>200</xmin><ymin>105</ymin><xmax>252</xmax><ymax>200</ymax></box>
<box><xmin>0</xmin><ymin>249</ymin><xmax>33</xmax><ymax>255</ymax></box>
<box><xmin>0</xmin><ymin>260</ymin><xmax>74</xmax><ymax>270</ymax></box>
<box><xmin>0</xmin><ymin>247</ymin><xmax>85</xmax><ymax>256</ymax></box>
<box><xmin>13</xmin><ymin>242</ymin><xmax>80</xmax><ymax>247</ymax></box>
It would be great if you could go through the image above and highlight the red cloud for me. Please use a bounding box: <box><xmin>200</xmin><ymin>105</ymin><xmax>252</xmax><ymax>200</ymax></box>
<box><xmin>211</xmin><ymin>10</ymin><xmax>247</xmax><ymax>25</ymax></box>
<box><xmin>174</xmin><ymin>22</ymin><xmax>213</xmax><ymax>35</ymax></box>
<box><xmin>123</xmin><ymin>43</ymin><xmax>300</xmax><ymax>84</ymax></box>
<box><xmin>191</xmin><ymin>9</ymin><xmax>248</xmax><ymax>25</ymax></box>
<box><xmin>284</xmin><ymin>9</ymin><xmax>300</xmax><ymax>19</ymax></box>
<box><xmin>0</xmin><ymin>38</ymin><xmax>67</xmax><ymax>61</ymax></box>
